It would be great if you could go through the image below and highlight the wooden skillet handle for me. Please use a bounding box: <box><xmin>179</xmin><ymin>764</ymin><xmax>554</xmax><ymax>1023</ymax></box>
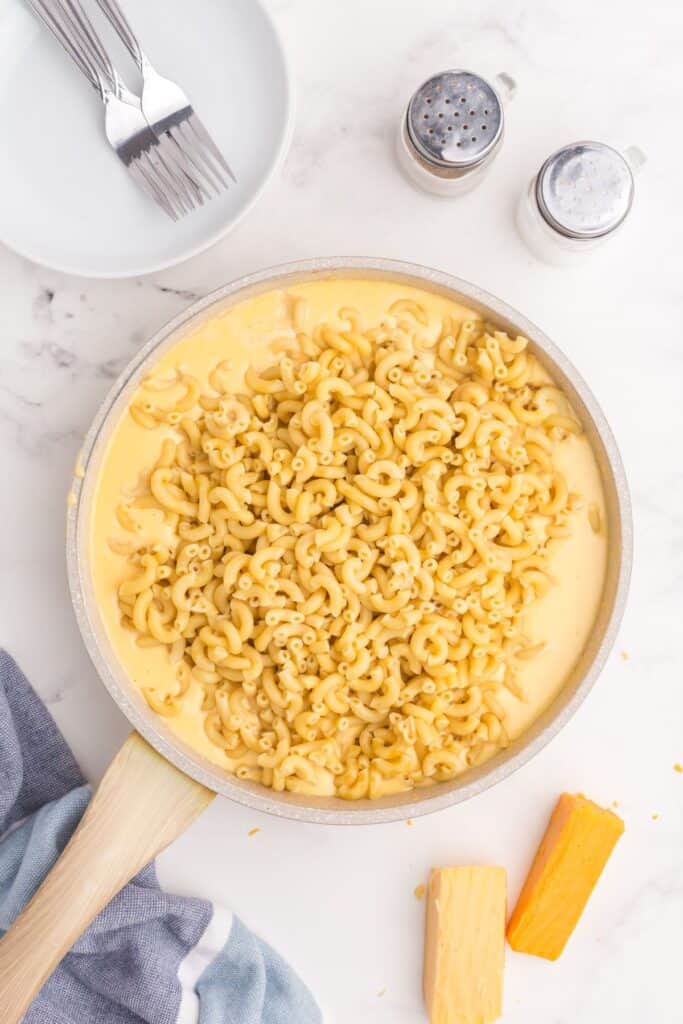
<box><xmin>0</xmin><ymin>732</ymin><xmax>214</xmax><ymax>1024</ymax></box>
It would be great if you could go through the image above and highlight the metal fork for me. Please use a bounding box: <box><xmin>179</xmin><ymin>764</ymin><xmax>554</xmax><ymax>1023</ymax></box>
<box><xmin>26</xmin><ymin>0</ymin><xmax>198</xmax><ymax>219</ymax></box>
<box><xmin>94</xmin><ymin>0</ymin><xmax>236</xmax><ymax>197</ymax></box>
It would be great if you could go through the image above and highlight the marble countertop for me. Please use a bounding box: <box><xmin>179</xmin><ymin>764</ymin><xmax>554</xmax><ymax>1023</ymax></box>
<box><xmin>1</xmin><ymin>0</ymin><xmax>681</xmax><ymax>1020</ymax></box>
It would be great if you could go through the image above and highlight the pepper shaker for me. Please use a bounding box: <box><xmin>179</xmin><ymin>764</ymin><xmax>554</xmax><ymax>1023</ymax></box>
<box><xmin>396</xmin><ymin>70</ymin><xmax>516</xmax><ymax>197</ymax></box>
<box><xmin>516</xmin><ymin>141</ymin><xmax>646</xmax><ymax>265</ymax></box>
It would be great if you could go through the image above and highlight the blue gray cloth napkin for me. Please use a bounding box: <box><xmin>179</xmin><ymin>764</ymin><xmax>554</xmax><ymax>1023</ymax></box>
<box><xmin>0</xmin><ymin>650</ymin><xmax>321</xmax><ymax>1024</ymax></box>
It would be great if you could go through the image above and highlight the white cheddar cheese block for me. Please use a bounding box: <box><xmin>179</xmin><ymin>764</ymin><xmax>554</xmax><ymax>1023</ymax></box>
<box><xmin>423</xmin><ymin>865</ymin><xmax>506</xmax><ymax>1024</ymax></box>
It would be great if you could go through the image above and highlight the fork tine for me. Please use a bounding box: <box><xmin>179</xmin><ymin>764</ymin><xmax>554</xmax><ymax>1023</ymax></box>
<box><xmin>140</xmin><ymin>150</ymin><xmax>187</xmax><ymax>217</ymax></box>
<box><xmin>155</xmin><ymin>135</ymin><xmax>208</xmax><ymax>205</ymax></box>
<box><xmin>140</xmin><ymin>160</ymin><xmax>183</xmax><ymax>220</ymax></box>
<box><xmin>147</xmin><ymin>145</ymin><xmax>196</xmax><ymax>215</ymax></box>
<box><xmin>153</xmin><ymin>145</ymin><xmax>201</xmax><ymax>211</ymax></box>
<box><xmin>186</xmin><ymin>111</ymin><xmax>236</xmax><ymax>184</ymax></box>
<box><xmin>129</xmin><ymin>158</ymin><xmax>178</xmax><ymax>220</ymax></box>
<box><xmin>182</xmin><ymin>118</ymin><xmax>229</xmax><ymax>188</ymax></box>
<box><xmin>169</xmin><ymin>122</ymin><xmax>223</xmax><ymax>195</ymax></box>
<box><xmin>129</xmin><ymin>154</ymin><xmax>178</xmax><ymax>219</ymax></box>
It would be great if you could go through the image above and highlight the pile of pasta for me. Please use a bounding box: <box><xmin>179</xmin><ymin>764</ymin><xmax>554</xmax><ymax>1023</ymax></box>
<box><xmin>118</xmin><ymin>299</ymin><xmax>581</xmax><ymax>799</ymax></box>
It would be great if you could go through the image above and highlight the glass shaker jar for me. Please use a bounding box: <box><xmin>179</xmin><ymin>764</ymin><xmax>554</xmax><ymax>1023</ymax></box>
<box><xmin>516</xmin><ymin>141</ymin><xmax>646</xmax><ymax>265</ymax></box>
<box><xmin>396</xmin><ymin>70</ymin><xmax>516</xmax><ymax>197</ymax></box>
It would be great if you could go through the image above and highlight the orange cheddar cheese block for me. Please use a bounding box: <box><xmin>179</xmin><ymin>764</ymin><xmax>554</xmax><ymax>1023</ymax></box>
<box><xmin>424</xmin><ymin>865</ymin><xmax>506</xmax><ymax>1024</ymax></box>
<box><xmin>507</xmin><ymin>793</ymin><xmax>624</xmax><ymax>960</ymax></box>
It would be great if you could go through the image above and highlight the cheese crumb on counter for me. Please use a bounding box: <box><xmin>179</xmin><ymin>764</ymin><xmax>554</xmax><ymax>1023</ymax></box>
<box><xmin>248</xmin><ymin>828</ymin><xmax>261</xmax><ymax>837</ymax></box>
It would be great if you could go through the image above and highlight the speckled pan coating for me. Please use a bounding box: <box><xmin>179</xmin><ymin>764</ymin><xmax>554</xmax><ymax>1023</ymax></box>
<box><xmin>66</xmin><ymin>258</ymin><xmax>632</xmax><ymax>825</ymax></box>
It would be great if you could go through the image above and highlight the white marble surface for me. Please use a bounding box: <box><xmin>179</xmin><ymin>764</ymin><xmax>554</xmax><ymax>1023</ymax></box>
<box><xmin>1</xmin><ymin>0</ymin><xmax>682</xmax><ymax>1020</ymax></box>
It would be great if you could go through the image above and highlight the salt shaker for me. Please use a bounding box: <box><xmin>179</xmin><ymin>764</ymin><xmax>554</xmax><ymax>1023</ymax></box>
<box><xmin>516</xmin><ymin>141</ymin><xmax>646</xmax><ymax>266</ymax></box>
<box><xmin>396</xmin><ymin>70</ymin><xmax>516</xmax><ymax>197</ymax></box>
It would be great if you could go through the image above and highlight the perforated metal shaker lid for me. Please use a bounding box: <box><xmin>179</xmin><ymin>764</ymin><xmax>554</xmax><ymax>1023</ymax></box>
<box><xmin>535</xmin><ymin>142</ymin><xmax>635</xmax><ymax>239</ymax></box>
<box><xmin>407</xmin><ymin>70</ymin><xmax>504</xmax><ymax>169</ymax></box>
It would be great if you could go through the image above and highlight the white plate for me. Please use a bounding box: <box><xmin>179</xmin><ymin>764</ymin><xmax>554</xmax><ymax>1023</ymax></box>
<box><xmin>0</xmin><ymin>0</ymin><xmax>292</xmax><ymax>278</ymax></box>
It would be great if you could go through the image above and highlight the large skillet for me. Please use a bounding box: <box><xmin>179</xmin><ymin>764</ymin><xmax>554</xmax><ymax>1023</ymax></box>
<box><xmin>0</xmin><ymin>259</ymin><xmax>632</xmax><ymax>1019</ymax></box>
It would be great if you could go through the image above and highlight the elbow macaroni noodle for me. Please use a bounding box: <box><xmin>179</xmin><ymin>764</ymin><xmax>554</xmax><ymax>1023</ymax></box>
<box><xmin>107</xmin><ymin>296</ymin><xmax>590</xmax><ymax>800</ymax></box>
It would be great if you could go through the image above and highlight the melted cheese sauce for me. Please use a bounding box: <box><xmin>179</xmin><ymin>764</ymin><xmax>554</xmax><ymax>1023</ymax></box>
<box><xmin>89</xmin><ymin>279</ymin><xmax>608</xmax><ymax>771</ymax></box>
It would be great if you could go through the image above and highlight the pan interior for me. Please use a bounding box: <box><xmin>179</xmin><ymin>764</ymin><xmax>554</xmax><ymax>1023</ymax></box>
<box><xmin>68</xmin><ymin>259</ymin><xmax>631</xmax><ymax>824</ymax></box>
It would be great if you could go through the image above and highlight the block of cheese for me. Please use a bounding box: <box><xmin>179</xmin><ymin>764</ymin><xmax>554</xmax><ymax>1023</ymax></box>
<box><xmin>507</xmin><ymin>793</ymin><xmax>624</xmax><ymax>961</ymax></box>
<box><xmin>424</xmin><ymin>865</ymin><xmax>506</xmax><ymax>1024</ymax></box>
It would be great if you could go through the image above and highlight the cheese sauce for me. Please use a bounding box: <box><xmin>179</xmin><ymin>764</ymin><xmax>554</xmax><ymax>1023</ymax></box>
<box><xmin>89</xmin><ymin>280</ymin><xmax>608</xmax><ymax>772</ymax></box>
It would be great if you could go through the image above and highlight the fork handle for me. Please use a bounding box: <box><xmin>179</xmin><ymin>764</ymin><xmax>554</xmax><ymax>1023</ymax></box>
<box><xmin>94</xmin><ymin>0</ymin><xmax>145</xmax><ymax>68</ymax></box>
<box><xmin>27</xmin><ymin>0</ymin><xmax>125</xmax><ymax>98</ymax></box>
<box><xmin>26</xmin><ymin>0</ymin><xmax>103</xmax><ymax>94</ymax></box>
<box><xmin>61</xmin><ymin>0</ymin><xmax>119</xmax><ymax>92</ymax></box>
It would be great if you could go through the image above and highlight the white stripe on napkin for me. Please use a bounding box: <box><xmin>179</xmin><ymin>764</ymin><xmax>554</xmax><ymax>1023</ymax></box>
<box><xmin>176</xmin><ymin>903</ymin><xmax>234</xmax><ymax>1024</ymax></box>
<box><xmin>0</xmin><ymin>813</ymin><xmax>31</xmax><ymax>846</ymax></box>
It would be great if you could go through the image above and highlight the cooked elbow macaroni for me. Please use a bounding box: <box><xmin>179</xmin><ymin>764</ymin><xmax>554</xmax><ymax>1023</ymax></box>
<box><xmin>92</xmin><ymin>282</ymin><xmax>607</xmax><ymax>800</ymax></box>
